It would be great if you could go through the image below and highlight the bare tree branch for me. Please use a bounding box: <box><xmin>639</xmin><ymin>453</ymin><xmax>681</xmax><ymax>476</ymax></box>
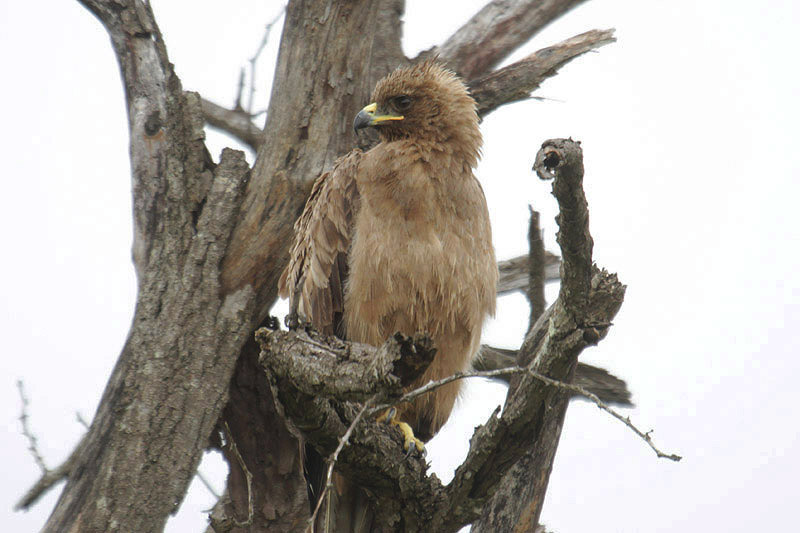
<box><xmin>498</xmin><ymin>252</ymin><xmax>560</xmax><ymax>294</ymax></box>
<box><xmin>476</xmin><ymin>345</ymin><xmax>633</xmax><ymax>407</ymax></box>
<box><xmin>201</xmin><ymin>97</ymin><xmax>263</xmax><ymax>151</ymax></box>
<box><xmin>526</xmin><ymin>208</ymin><xmax>547</xmax><ymax>326</ymax></box>
<box><xmin>436</xmin><ymin>0</ymin><xmax>591</xmax><ymax>80</ymax></box>
<box><xmin>474</xmin><ymin>138</ymin><xmax>605</xmax><ymax>532</ymax></box>
<box><xmin>246</xmin><ymin>6</ymin><xmax>285</xmax><ymax>116</ymax></box>
<box><xmin>15</xmin><ymin>384</ymin><xmax>91</xmax><ymax>511</ymax></box>
<box><xmin>471</xmin><ymin>29</ymin><xmax>616</xmax><ymax>117</ymax></box>
<box><xmin>16</xmin><ymin>381</ymin><xmax>47</xmax><ymax>474</ymax></box>
<box><xmin>261</xmin><ymin>329</ymin><xmax>436</xmax><ymax>403</ymax></box>
<box><xmin>15</xmin><ymin>436</ymin><xmax>86</xmax><ymax>512</ymax></box>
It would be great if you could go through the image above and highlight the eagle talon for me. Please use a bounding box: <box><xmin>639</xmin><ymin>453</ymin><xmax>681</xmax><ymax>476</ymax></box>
<box><xmin>285</xmin><ymin>312</ymin><xmax>300</xmax><ymax>330</ymax></box>
<box><xmin>377</xmin><ymin>409</ymin><xmax>424</xmax><ymax>455</ymax></box>
<box><xmin>378</xmin><ymin>407</ymin><xmax>397</xmax><ymax>425</ymax></box>
<box><xmin>397</xmin><ymin>422</ymin><xmax>425</xmax><ymax>456</ymax></box>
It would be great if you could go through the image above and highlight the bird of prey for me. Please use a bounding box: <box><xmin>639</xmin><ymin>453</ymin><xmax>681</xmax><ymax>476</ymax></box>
<box><xmin>279</xmin><ymin>59</ymin><xmax>497</xmax><ymax>528</ymax></box>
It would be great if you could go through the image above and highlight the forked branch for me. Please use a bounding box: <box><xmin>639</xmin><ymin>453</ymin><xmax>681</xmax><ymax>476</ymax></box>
<box><xmin>436</xmin><ymin>0</ymin><xmax>591</xmax><ymax>80</ymax></box>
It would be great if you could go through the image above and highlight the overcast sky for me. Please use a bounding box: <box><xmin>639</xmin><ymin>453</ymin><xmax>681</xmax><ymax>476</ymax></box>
<box><xmin>2</xmin><ymin>0</ymin><xmax>799</xmax><ymax>531</ymax></box>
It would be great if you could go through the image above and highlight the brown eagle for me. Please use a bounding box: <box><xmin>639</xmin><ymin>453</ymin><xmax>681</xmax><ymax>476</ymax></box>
<box><xmin>279</xmin><ymin>59</ymin><xmax>497</xmax><ymax>529</ymax></box>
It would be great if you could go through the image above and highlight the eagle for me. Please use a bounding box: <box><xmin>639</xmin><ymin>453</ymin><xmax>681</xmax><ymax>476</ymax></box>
<box><xmin>278</xmin><ymin>59</ymin><xmax>497</xmax><ymax>529</ymax></box>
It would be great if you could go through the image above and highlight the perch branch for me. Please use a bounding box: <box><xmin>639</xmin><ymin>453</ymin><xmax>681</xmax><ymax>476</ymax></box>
<box><xmin>435</xmin><ymin>0</ymin><xmax>591</xmax><ymax>80</ymax></box>
<box><xmin>259</xmin><ymin>329</ymin><xmax>436</xmax><ymax>403</ymax></box>
<box><xmin>260</xmin><ymin>264</ymin><xmax>626</xmax><ymax>532</ymax></box>
<box><xmin>471</xmin><ymin>29</ymin><xmax>616</xmax><ymax>117</ymax></box>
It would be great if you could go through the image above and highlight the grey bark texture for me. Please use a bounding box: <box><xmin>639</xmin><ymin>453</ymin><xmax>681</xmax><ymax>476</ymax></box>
<box><xmin>42</xmin><ymin>2</ymin><xmax>256</xmax><ymax>531</ymax></box>
<box><xmin>18</xmin><ymin>1</ymin><xmax>626</xmax><ymax>532</ymax></box>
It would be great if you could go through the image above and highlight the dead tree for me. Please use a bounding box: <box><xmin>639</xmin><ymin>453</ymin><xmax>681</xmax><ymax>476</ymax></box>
<box><xmin>15</xmin><ymin>1</ymin><xmax>678</xmax><ymax>532</ymax></box>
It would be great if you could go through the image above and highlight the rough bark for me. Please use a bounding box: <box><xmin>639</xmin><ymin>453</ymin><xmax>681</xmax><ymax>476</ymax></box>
<box><xmin>42</xmin><ymin>2</ymin><xmax>256</xmax><ymax>532</ymax></box>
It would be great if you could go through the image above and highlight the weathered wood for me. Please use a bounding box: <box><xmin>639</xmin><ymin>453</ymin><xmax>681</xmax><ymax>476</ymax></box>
<box><xmin>42</xmin><ymin>3</ymin><xmax>256</xmax><ymax>532</ymax></box>
<box><xmin>436</xmin><ymin>0</ymin><xmax>591</xmax><ymax>80</ymax></box>
<box><xmin>473</xmin><ymin>138</ymin><xmax>620</xmax><ymax>532</ymax></box>
<box><xmin>470</xmin><ymin>29</ymin><xmax>616</xmax><ymax>117</ymax></box>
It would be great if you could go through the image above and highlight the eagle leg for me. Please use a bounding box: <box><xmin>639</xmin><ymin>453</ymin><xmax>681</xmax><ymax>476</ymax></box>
<box><xmin>377</xmin><ymin>407</ymin><xmax>425</xmax><ymax>455</ymax></box>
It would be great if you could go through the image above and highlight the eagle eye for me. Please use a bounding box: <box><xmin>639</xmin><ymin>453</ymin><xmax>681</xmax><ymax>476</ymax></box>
<box><xmin>393</xmin><ymin>95</ymin><xmax>412</xmax><ymax>112</ymax></box>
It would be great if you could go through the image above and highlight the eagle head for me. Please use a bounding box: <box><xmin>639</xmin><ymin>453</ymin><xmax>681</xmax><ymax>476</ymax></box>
<box><xmin>354</xmin><ymin>60</ymin><xmax>481</xmax><ymax>162</ymax></box>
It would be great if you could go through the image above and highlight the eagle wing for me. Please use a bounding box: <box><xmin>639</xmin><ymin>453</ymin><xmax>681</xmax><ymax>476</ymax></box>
<box><xmin>278</xmin><ymin>150</ymin><xmax>362</xmax><ymax>336</ymax></box>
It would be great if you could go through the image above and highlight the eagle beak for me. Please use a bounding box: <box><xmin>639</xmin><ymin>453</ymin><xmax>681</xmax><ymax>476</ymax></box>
<box><xmin>353</xmin><ymin>102</ymin><xmax>404</xmax><ymax>132</ymax></box>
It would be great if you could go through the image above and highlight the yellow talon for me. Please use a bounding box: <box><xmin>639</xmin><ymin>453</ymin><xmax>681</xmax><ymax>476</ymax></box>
<box><xmin>395</xmin><ymin>420</ymin><xmax>425</xmax><ymax>453</ymax></box>
<box><xmin>377</xmin><ymin>408</ymin><xmax>425</xmax><ymax>454</ymax></box>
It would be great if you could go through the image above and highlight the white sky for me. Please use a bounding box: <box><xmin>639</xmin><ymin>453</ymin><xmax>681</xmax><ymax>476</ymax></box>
<box><xmin>2</xmin><ymin>0</ymin><xmax>799</xmax><ymax>531</ymax></box>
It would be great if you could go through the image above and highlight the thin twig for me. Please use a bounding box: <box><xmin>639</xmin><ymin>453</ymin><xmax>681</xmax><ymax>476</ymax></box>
<box><xmin>15</xmin><ymin>390</ymin><xmax>89</xmax><ymax>511</ymax></box>
<box><xmin>247</xmin><ymin>6</ymin><xmax>285</xmax><ymax>115</ymax></box>
<box><xmin>224</xmin><ymin>422</ymin><xmax>254</xmax><ymax>528</ymax></box>
<box><xmin>368</xmin><ymin>367</ymin><xmax>681</xmax><ymax>462</ymax></box>
<box><xmin>307</xmin><ymin>399</ymin><xmax>375</xmax><ymax>532</ymax></box>
<box><xmin>17</xmin><ymin>380</ymin><xmax>48</xmax><ymax>473</ymax></box>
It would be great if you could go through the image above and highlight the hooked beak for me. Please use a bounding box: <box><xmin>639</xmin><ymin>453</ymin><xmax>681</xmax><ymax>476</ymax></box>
<box><xmin>353</xmin><ymin>102</ymin><xmax>404</xmax><ymax>132</ymax></box>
